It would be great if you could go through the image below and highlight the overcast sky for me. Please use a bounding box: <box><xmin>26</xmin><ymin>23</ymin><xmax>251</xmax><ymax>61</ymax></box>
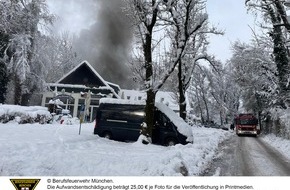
<box><xmin>48</xmin><ymin>0</ymin><xmax>256</xmax><ymax>63</ymax></box>
<box><xmin>206</xmin><ymin>0</ymin><xmax>256</xmax><ymax>62</ymax></box>
<box><xmin>47</xmin><ymin>0</ymin><xmax>97</xmax><ymax>33</ymax></box>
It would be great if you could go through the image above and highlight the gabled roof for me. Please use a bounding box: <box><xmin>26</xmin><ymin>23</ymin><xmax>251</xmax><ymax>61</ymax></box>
<box><xmin>56</xmin><ymin>61</ymin><xmax>108</xmax><ymax>87</ymax></box>
<box><xmin>55</xmin><ymin>60</ymin><xmax>120</xmax><ymax>98</ymax></box>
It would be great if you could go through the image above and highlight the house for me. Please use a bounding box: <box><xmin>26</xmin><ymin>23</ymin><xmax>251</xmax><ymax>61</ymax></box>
<box><xmin>120</xmin><ymin>89</ymin><xmax>194</xmax><ymax>116</ymax></box>
<box><xmin>120</xmin><ymin>89</ymin><xmax>180</xmax><ymax>113</ymax></box>
<box><xmin>41</xmin><ymin>61</ymin><xmax>121</xmax><ymax>122</ymax></box>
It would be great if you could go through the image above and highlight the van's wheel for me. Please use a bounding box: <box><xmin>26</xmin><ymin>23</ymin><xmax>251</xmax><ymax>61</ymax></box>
<box><xmin>103</xmin><ymin>132</ymin><xmax>112</xmax><ymax>139</ymax></box>
<box><xmin>166</xmin><ymin>138</ymin><xmax>177</xmax><ymax>146</ymax></box>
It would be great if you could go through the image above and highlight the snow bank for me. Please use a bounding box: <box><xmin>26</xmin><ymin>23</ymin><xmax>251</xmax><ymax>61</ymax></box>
<box><xmin>269</xmin><ymin>108</ymin><xmax>290</xmax><ymax>138</ymax></box>
<box><xmin>262</xmin><ymin>134</ymin><xmax>290</xmax><ymax>160</ymax></box>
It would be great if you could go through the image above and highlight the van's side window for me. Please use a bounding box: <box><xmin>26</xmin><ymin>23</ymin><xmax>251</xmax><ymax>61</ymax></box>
<box><xmin>102</xmin><ymin>110</ymin><xmax>127</xmax><ymax>121</ymax></box>
<box><xmin>101</xmin><ymin>109</ymin><xmax>144</xmax><ymax>123</ymax></box>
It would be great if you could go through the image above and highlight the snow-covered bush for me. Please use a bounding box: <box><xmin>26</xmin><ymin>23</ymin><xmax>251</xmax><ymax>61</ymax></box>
<box><xmin>51</xmin><ymin>114</ymin><xmax>80</xmax><ymax>125</ymax></box>
<box><xmin>0</xmin><ymin>104</ymin><xmax>52</xmax><ymax>124</ymax></box>
<box><xmin>265</xmin><ymin>108</ymin><xmax>290</xmax><ymax>140</ymax></box>
<box><xmin>49</xmin><ymin>109</ymin><xmax>80</xmax><ymax>125</ymax></box>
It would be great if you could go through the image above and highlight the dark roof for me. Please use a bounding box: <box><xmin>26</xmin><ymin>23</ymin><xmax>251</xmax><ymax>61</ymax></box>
<box><xmin>56</xmin><ymin>61</ymin><xmax>107</xmax><ymax>88</ymax></box>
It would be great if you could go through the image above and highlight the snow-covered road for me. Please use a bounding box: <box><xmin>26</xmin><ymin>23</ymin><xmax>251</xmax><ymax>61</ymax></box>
<box><xmin>203</xmin><ymin>135</ymin><xmax>290</xmax><ymax>176</ymax></box>
<box><xmin>237</xmin><ymin>137</ymin><xmax>290</xmax><ymax>175</ymax></box>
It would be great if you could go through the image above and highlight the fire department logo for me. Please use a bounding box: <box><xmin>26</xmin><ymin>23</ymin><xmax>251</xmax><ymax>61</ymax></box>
<box><xmin>10</xmin><ymin>179</ymin><xmax>40</xmax><ymax>190</ymax></box>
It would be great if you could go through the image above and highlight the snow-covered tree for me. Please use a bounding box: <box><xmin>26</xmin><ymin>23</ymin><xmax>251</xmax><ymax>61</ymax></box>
<box><xmin>231</xmin><ymin>41</ymin><xmax>275</xmax><ymax>109</ymax></box>
<box><xmin>187</xmin><ymin>62</ymin><xmax>240</xmax><ymax>126</ymax></box>
<box><xmin>38</xmin><ymin>32</ymin><xmax>81</xmax><ymax>83</ymax></box>
<box><xmin>124</xmin><ymin>0</ymin><xmax>161</xmax><ymax>139</ymax></box>
<box><xmin>0</xmin><ymin>59</ymin><xmax>8</xmax><ymax>103</ymax></box>
<box><xmin>0</xmin><ymin>0</ymin><xmax>55</xmax><ymax>104</ymax></box>
<box><xmin>246</xmin><ymin>0</ymin><xmax>290</xmax><ymax>109</ymax></box>
<box><xmin>0</xmin><ymin>0</ymin><xmax>21</xmax><ymax>103</ymax></box>
<box><xmin>228</xmin><ymin>40</ymin><xmax>279</xmax><ymax>134</ymax></box>
<box><xmin>189</xmin><ymin>66</ymin><xmax>211</xmax><ymax>123</ymax></box>
<box><xmin>0</xmin><ymin>30</ymin><xmax>9</xmax><ymax>103</ymax></box>
<box><xmin>205</xmin><ymin>61</ymin><xmax>239</xmax><ymax>125</ymax></box>
<box><xmin>125</xmin><ymin>0</ymin><xmax>217</xmax><ymax>140</ymax></box>
<box><xmin>163</xmin><ymin>0</ymin><xmax>222</xmax><ymax>120</ymax></box>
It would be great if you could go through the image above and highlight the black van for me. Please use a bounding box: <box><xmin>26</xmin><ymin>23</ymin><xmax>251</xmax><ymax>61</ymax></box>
<box><xmin>94</xmin><ymin>98</ymin><xmax>193</xmax><ymax>146</ymax></box>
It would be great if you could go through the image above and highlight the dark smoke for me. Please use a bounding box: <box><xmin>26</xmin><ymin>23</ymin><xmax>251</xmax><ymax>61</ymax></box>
<box><xmin>73</xmin><ymin>0</ymin><xmax>134</xmax><ymax>88</ymax></box>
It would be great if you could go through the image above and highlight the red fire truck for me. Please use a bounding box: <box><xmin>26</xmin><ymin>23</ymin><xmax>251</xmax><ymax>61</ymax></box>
<box><xmin>234</xmin><ymin>113</ymin><xmax>259</xmax><ymax>137</ymax></box>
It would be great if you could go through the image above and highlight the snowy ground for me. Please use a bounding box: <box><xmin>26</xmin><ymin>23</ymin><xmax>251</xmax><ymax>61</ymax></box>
<box><xmin>262</xmin><ymin>134</ymin><xmax>290</xmax><ymax>160</ymax></box>
<box><xmin>1</xmin><ymin>105</ymin><xmax>289</xmax><ymax>176</ymax></box>
<box><xmin>0</xmin><ymin>122</ymin><xmax>232</xmax><ymax>176</ymax></box>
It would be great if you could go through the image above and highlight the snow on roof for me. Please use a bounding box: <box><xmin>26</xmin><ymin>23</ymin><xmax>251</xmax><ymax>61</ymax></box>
<box><xmin>156</xmin><ymin>91</ymin><xmax>178</xmax><ymax>111</ymax></box>
<box><xmin>49</xmin><ymin>99</ymin><xmax>64</xmax><ymax>105</ymax></box>
<box><xmin>106</xmin><ymin>81</ymin><xmax>121</xmax><ymax>89</ymax></box>
<box><xmin>100</xmin><ymin>98</ymin><xmax>146</xmax><ymax>105</ymax></box>
<box><xmin>47</xmin><ymin>83</ymin><xmax>88</xmax><ymax>89</ymax></box>
<box><xmin>120</xmin><ymin>90</ymin><xmax>145</xmax><ymax>100</ymax></box>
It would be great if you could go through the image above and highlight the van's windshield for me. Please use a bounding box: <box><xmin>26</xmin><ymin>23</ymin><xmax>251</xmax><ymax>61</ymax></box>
<box><xmin>235</xmin><ymin>119</ymin><xmax>258</xmax><ymax>125</ymax></box>
<box><xmin>155</xmin><ymin>103</ymin><xmax>193</xmax><ymax>142</ymax></box>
